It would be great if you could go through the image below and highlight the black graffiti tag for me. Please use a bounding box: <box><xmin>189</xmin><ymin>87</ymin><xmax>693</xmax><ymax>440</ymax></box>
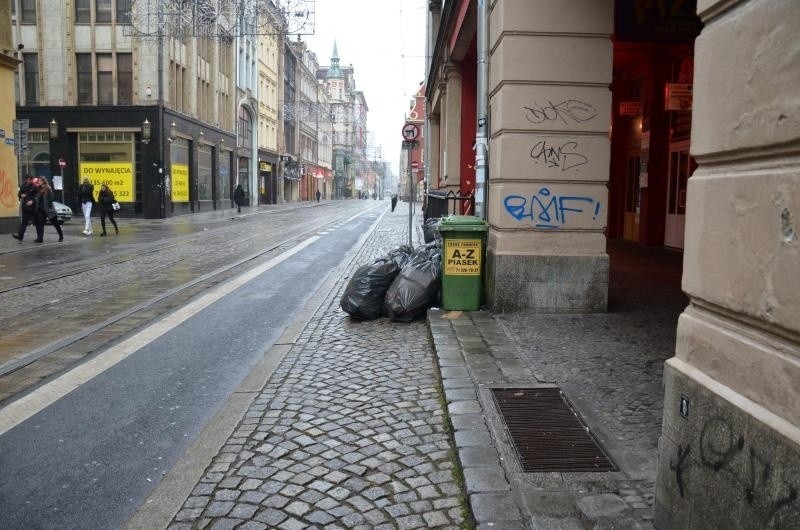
<box><xmin>530</xmin><ymin>140</ymin><xmax>589</xmax><ymax>171</ymax></box>
<box><xmin>524</xmin><ymin>99</ymin><xmax>598</xmax><ymax>125</ymax></box>
<box><xmin>700</xmin><ymin>416</ymin><xmax>745</xmax><ymax>471</ymax></box>
<box><xmin>671</xmin><ymin>416</ymin><xmax>800</xmax><ymax>526</ymax></box>
<box><xmin>670</xmin><ymin>443</ymin><xmax>692</xmax><ymax>498</ymax></box>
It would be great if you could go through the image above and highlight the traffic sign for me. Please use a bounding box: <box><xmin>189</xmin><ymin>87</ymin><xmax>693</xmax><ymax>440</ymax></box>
<box><xmin>58</xmin><ymin>158</ymin><xmax>67</xmax><ymax>168</ymax></box>
<box><xmin>402</xmin><ymin>123</ymin><xmax>419</xmax><ymax>141</ymax></box>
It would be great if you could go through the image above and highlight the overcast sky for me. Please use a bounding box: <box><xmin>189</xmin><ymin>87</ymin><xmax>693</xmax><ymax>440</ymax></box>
<box><xmin>303</xmin><ymin>0</ymin><xmax>427</xmax><ymax>176</ymax></box>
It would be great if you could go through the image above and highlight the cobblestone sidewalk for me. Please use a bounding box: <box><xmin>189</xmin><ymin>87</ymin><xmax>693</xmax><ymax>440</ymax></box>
<box><xmin>168</xmin><ymin>211</ymin><xmax>467</xmax><ymax>529</ymax></box>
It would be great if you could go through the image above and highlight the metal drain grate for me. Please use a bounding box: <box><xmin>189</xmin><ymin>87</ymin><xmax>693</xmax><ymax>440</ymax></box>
<box><xmin>491</xmin><ymin>387</ymin><xmax>616</xmax><ymax>473</ymax></box>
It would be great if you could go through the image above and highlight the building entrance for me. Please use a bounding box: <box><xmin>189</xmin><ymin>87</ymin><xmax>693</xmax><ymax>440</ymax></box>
<box><xmin>664</xmin><ymin>142</ymin><xmax>695</xmax><ymax>249</ymax></box>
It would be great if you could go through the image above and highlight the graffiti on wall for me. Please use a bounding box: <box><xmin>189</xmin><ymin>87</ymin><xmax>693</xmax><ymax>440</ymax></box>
<box><xmin>0</xmin><ymin>168</ymin><xmax>18</xmax><ymax>218</ymax></box>
<box><xmin>524</xmin><ymin>99</ymin><xmax>598</xmax><ymax>126</ymax></box>
<box><xmin>530</xmin><ymin>140</ymin><xmax>589</xmax><ymax>172</ymax></box>
<box><xmin>503</xmin><ymin>187</ymin><xmax>602</xmax><ymax>229</ymax></box>
<box><xmin>669</xmin><ymin>415</ymin><xmax>798</xmax><ymax>527</ymax></box>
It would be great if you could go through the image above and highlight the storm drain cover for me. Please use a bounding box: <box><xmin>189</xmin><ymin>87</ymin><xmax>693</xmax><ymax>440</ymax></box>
<box><xmin>491</xmin><ymin>387</ymin><xmax>616</xmax><ymax>473</ymax></box>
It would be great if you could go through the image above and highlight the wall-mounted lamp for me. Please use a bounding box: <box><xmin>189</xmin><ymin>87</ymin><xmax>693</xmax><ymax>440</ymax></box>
<box><xmin>141</xmin><ymin>118</ymin><xmax>151</xmax><ymax>144</ymax></box>
<box><xmin>49</xmin><ymin>118</ymin><xmax>58</xmax><ymax>140</ymax></box>
<box><xmin>145</xmin><ymin>85</ymin><xmax>152</xmax><ymax>98</ymax></box>
<box><xmin>169</xmin><ymin>121</ymin><xmax>178</xmax><ymax>142</ymax></box>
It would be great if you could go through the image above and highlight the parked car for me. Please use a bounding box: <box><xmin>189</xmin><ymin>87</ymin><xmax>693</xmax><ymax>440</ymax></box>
<box><xmin>50</xmin><ymin>201</ymin><xmax>72</xmax><ymax>224</ymax></box>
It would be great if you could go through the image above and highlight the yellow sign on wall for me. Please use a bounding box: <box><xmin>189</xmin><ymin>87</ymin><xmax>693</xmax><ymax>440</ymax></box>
<box><xmin>79</xmin><ymin>162</ymin><xmax>134</xmax><ymax>201</ymax></box>
<box><xmin>444</xmin><ymin>239</ymin><xmax>482</xmax><ymax>275</ymax></box>
<box><xmin>172</xmin><ymin>163</ymin><xmax>189</xmax><ymax>202</ymax></box>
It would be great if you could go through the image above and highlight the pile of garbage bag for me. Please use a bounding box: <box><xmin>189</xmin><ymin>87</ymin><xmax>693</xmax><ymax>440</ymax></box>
<box><xmin>421</xmin><ymin>217</ymin><xmax>441</xmax><ymax>243</ymax></box>
<box><xmin>340</xmin><ymin>241</ymin><xmax>442</xmax><ymax>322</ymax></box>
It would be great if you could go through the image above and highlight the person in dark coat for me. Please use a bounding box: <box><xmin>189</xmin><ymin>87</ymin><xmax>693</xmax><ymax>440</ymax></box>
<box><xmin>77</xmin><ymin>176</ymin><xmax>95</xmax><ymax>235</ymax></box>
<box><xmin>316</xmin><ymin>189</ymin><xmax>321</xmax><ymax>203</ymax></box>
<box><xmin>233</xmin><ymin>184</ymin><xmax>245</xmax><ymax>213</ymax></box>
<box><xmin>391</xmin><ymin>193</ymin><xmax>398</xmax><ymax>212</ymax></box>
<box><xmin>35</xmin><ymin>177</ymin><xmax>64</xmax><ymax>242</ymax></box>
<box><xmin>12</xmin><ymin>175</ymin><xmax>37</xmax><ymax>242</ymax></box>
<box><xmin>97</xmin><ymin>184</ymin><xmax>119</xmax><ymax>236</ymax></box>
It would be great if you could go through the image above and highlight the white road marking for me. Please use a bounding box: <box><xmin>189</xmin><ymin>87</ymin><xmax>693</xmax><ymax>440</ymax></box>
<box><xmin>0</xmin><ymin>236</ymin><xmax>320</xmax><ymax>437</ymax></box>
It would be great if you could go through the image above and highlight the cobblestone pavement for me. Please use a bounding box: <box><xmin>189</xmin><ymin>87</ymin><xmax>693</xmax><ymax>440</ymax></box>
<box><xmin>430</xmin><ymin>241</ymin><xmax>686</xmax><ymax>529</ymax></box>
<box><xmin>167</xmin><ymin>210</ymin><xmax>468</xmax><ymax>529</ymax></box>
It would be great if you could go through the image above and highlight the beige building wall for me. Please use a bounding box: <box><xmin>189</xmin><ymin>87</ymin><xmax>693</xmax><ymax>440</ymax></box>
<box><xmin>655</xmin><ymin>0</ymin><xmax>800</xmax><ymax>527</ymax></box>
<box><xmin>485</xmin><ymin>0</ymin><xmax>614</xmax><ymax>312</ymax></box>
<box><xmin>257</xmin><ymin>29</ymin><xmax>280</xmax><ymax>153</ymax></box>
<box><xmin>0</xmin><ymin>2</ymin><xmax>19</xmax><ymax>225</ymax></box>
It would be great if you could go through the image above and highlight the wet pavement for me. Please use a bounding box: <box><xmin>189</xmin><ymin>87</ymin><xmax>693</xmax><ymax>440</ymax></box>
<box><xmin>2</xmin><ymin>200</ymin><xmax>686</xmax><ymax>528</ymax></box>
<box><xmin>136</xmin><ymin>206</ymin><xmax>682</xmax><ymax>528</ymax></box>
<box><xmin>0</xmin><ymin>201</ymin><xmax>372</xmax><ymax>403</ymax></box>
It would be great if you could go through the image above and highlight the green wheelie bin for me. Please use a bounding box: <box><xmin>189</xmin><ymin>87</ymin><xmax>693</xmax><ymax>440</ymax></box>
<box><xmin>438</xmin><ymin>215</ymin><xmax>488</xmax><ymax>310</ymax></box>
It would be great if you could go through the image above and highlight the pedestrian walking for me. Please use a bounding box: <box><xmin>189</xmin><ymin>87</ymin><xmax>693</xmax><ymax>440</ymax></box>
<box><xmin>233</xmin><ymin>184</ymin><xmax>245</xmax><ymax>213</ymax></box>
<box><xmin>97</xmin><ymin>184</ymin><xmax>119</xmax><ymax>236</ymax></box>
<box><xmin>316</xmin><ymin>189</ymin><xmax>321</xmax><ymax>203</ymax></box>
<box><xmin>36</xmin><ymin>177</ymin><xmax>64</xmax><ymax>242</ymax></box>
<box><xmin>77</xmin><ymin>176</ymin><xmax>95</xmax><ymax>235</ymax></box>
<box><xmin>12</xmin><ymin>175</ymin><xmax>37</xmax><ymax>242</ymax></box>
<box><xmin>391</xmin><ymin>192</ymin><xmax>398</xmax><ymax>212</ymax></box>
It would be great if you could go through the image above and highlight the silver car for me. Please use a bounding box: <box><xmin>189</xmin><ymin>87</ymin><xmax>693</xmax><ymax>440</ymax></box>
<box><xmin>50</xmin><ymin>201</ymin><xmax>72</xmax><ymax>224</ymax></box>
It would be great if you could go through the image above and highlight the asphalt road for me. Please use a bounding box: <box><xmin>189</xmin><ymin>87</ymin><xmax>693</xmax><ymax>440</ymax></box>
<box><xmin>0</xmin><ymin>205</ymin><xmax>383</xmax><ymax>529</ymax></box>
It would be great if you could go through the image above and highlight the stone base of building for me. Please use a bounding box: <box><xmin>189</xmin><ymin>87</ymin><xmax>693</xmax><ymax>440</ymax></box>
<box><xmin>0</xmin><ymin>218</ymin><xmax>18</xmax><ymax>235</ymax></box>
<box><xmin>485</xmin><ymin>252</ymin><xmax>608</xmax><ymax>313</ymax></box>
<box><xmin>654</xmin><ymin>358</ymin><xmax>800</xmax><ymax>530</ymax></box>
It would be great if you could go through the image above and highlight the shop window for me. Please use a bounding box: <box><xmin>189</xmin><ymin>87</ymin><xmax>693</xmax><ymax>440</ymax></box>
<box><xmin>23</xmin><ymin>54</ymin><xmax>39</xmax><ymax>105</ymax></box>
<box><xmin>78</xmin><ymin>132</ymin><xmax>136</xmax><ymax>202</ymax></box>
<box><xmin>198</xmin><ymin>144</ymin><xmax>213</xmax><ymax>201</ymax></box>
<box><xmin>625</xmin><ymin>156</ymin><xmax>641</xmax><ymax>214</ymax></box>
<box><xmin>218</xmin><ymin>150</ymin><xmax>231</xmax><ymax>200</ymax></box>
<box><xmin>170</xmin><ymin>138</ymin><xmax>190</xmax><ymax>203</ymax></box>
<box><xmin>22</xmin><ymin>132</ymin><xmax>52</xmax><ymax>180</ymax></box>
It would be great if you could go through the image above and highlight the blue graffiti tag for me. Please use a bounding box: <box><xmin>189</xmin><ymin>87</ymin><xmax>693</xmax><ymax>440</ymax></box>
<box><xmin>503</xmin><ymin>188</ymin><xmax>602</xmax><ymax>229</ymax></box>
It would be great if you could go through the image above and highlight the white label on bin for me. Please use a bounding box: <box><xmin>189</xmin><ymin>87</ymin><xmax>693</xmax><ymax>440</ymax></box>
<box><xmin>444</xmin><ymin>239</ymin><xmax>482</xmax><ymax>275</ymax></box>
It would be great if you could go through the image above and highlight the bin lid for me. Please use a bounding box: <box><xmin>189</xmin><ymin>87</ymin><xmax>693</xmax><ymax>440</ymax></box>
<box><xmin>438</xmin><ymin>215</ymin><xmax>488</xmax><ymax>232</ymax></box>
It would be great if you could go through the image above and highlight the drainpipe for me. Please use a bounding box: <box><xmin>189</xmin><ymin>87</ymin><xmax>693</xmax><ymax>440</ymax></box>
<box><xmin>474</xmin><ymin>0</ymin><xmax>489</xmax><ymax>220</ymax></box>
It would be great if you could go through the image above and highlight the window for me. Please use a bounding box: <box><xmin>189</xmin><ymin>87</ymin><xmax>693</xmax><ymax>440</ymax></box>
<box><xmin>116</xmin><ymin>0</ymin><xmax>131</xmax><ymax>23</ymax></box>
<box><xmin>238</xmin><ymin>107</ymin><xmax>250</xmax><ymax>146</ymax></box>
<box><xmin>96</xmin><ymin>0</ymin><xmax>112</xmax><ymax>22</ymax></box>
<box><xmin>198</xmin><ymin>145</ymin><xmax>212</xmax><ymax>201</ymax></box>
<box><xmin>97</xmin><ymin>54</ymin><xmax>113</xmax><ymax>104</ymax></box>
<box><xmin>21</xmin><ymin>0</ymin><xmax>36</xmax><ymax>23</ymax></box>
<box><xmin>77</xmin><ymin>53</ymin><xmax>130</xmax><ymax>105</ymax></box>
<box><xmin>75</xmin><ymin>0</ymin><xmax>90</xmax><ymax>23</ymax></box>
<box><xmin>23</xmin><ymin>54</ymin><xmax>39</xmax><ymax>105</ymax></box>
<box><xmin>77</xmin><ymin>54</ymin><xmax>93</xmax><ymax>104</ymax></box>
<box><xmin>117</xmin><ymin>54</ymin><xmax>132</xmax><ymax>104</ymax></box>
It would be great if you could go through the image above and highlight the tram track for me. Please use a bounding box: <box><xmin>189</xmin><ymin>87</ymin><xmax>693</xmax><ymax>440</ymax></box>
<box><xmin>0</xmin><ymin>202</ymin><xmax>383</xmax><ymax>403</ymax></box>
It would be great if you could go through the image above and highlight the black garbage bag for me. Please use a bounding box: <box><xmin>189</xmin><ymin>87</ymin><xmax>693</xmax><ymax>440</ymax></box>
<box><xmin>385</xmin><ymin>245</ymin><xmax>414</xmax><ymax>269</ymax></box>
<box><xmin>340</xmin><ymin>246</ymin><xmax>415</xmax><ymax>320</ymax></box>
<box><xmin>340</xmin><ymin>258</ymin><xmax>402</xmax><ymax>320</ymax></box>
<box><xmin>383</xmin><ymin>245</ymin><xmax>442</xmax><ymax>322</ymax></box>
<box><xmin>422</xmin><ymin>218</ymin><xmax>441</xmax><ymax>243</ymax></box>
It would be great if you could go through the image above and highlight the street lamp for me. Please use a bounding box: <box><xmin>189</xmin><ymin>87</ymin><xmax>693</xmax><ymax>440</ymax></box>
<box><xmin>49</xmin><ymin>118</ymin><xmax>58</xmax><ymax>140</ymax></box>
<box><xmin>141</xmin><ymin>118</ymin><xmax>151</xmax><ymax>144</ymax></box>
<box><xmin>169</xmin><ymin>121</ymin><xmax>178</xmax><ymax>142</ymax></box>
